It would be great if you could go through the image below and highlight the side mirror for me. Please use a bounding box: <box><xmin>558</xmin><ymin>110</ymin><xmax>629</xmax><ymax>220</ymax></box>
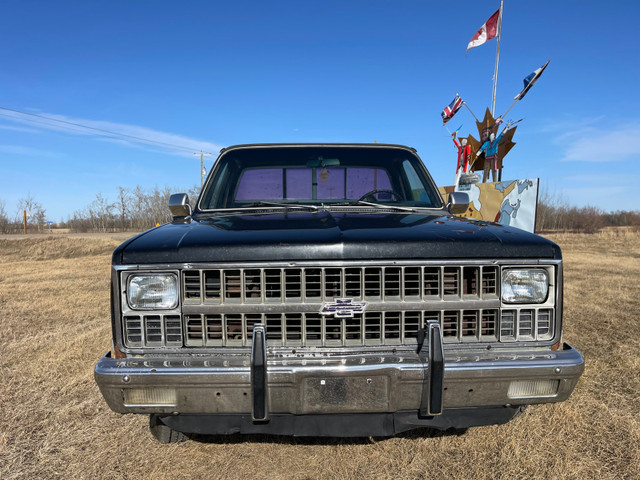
<box><xmin>168</xmin><ymin>193</ymin><xmax>192</xmax><ymax>220</ymax></box>
<box><xmin>447</xmin><ymin>192</ymin><xmax>470</xmax><ymax>215</ymax></box>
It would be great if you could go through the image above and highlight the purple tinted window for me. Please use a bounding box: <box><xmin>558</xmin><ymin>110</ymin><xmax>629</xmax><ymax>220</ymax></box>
<box><xmin>235</xmin><ymin>168</ymin><xmax>283</xmax><ymax>200</ymax></box>
<box><xmin>317</xmin><ymin>168</ymin><xmax>344</xmax><ymax>200</ymax></box>
<box><xmin>346</xmin><ymin>168</ymin><xmax>391</xmax><ymax>199</ymax></box>
<box><xmin>286</xmin><ymin>169</ymin><xmax>312</xmax><ymax>199</ymax></box>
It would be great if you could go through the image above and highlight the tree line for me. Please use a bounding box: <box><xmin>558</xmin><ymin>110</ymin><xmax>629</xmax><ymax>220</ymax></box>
<box><xmin>535</xmin><ymin>191</ymin><xmax>640</xmax><ymax>233</ymax></box>
<box><xmin>0</xmin><ymin>185</ymin><xmax>199</xmax><ymax>234</ymax></box>
<box><xmin>1</xmin><ymin>186</ymin><xmax>639</xmax><ymax>234</ymax></box>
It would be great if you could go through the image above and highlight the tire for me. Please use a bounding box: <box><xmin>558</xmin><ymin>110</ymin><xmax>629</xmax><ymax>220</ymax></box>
<box><xmin>149</xmin><ymin>414</ymin><xmax>188</xmax><ymax>444</ymax></box>
<box><xmin>511</xmin><ymin>405</ymin><xmax>528</xmax><ymax>420</ymax></box>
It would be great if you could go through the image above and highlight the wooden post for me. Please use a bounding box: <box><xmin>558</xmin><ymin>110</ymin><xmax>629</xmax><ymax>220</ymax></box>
<box><xmin>23</xmin><ymin>210</ymin><xmax>27</xmax><ymax>234</ymax></box>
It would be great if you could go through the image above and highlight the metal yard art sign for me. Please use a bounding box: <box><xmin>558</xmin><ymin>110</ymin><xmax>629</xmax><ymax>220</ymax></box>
<box><xmin>439</xmin><ymin>179</ymin><xmax>539</xmax><ymax>233</ymax></box>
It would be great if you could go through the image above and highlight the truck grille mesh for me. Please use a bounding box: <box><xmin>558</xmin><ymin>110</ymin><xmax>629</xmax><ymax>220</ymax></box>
<box><xmin>182</xmin><ymin>265</ymin><xmax>499</xmax><ymax>303</ymax></box>
<box><xmin>175</xmin><ymin>308</ymin><xmax>553</xmax><ymax>347</ymax></box>
<box><xmin>121</xmin><ymin>264</ymin><xmax>556</xmax><ymax>348</ymax></box>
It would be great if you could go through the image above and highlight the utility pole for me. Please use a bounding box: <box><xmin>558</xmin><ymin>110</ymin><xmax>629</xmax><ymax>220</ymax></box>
<box><xmin>194</xmin><ymin>151</ymin><xmax>212</xmax><ymax>189</ymax></box>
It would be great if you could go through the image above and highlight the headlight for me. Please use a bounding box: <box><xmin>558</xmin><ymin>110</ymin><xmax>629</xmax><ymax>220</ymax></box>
<box><xmin>501</xmin><ymin>269</ymin><xmax>549</xmax><ymax>304</ymax></box>
<box><xmin>127</xmin><ymin>274</ymin><xmax>178</xmax><ymax>309</ymax></box>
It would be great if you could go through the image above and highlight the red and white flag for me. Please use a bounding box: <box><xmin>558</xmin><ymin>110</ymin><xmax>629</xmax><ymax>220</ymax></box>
<box><xmin>466</xmin><ymin>8</ymin><xmax>501</xmax><ymax>52</ymax></box>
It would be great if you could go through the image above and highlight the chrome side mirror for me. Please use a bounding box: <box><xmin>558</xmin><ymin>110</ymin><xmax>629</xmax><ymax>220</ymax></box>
<box><xmin>447</xmin><ymin>192</ymin><xmax>470</xmax><ymax>215</ymax></box>
<box><xmin>168</xmin><ymin>193</ymin><xmax>192</xmax><ymax>220</ymax></box>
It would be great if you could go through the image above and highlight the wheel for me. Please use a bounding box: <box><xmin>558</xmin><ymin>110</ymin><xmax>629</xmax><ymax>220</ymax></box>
<box><xmin>149</xmin><ymin>414</ymin><xmax>188</xmax><ymax>444</ymax></box>
<box><xmin>358</xmin><ymin>189</ymin><xmax>401</xmax><ymax>202</ymax></box>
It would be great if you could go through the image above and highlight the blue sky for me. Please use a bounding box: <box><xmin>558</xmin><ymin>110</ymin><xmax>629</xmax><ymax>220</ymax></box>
<box><xmin>1</xmin><ymin>0</ymin><xmax>639</xmax><ymax>221</ymax></box>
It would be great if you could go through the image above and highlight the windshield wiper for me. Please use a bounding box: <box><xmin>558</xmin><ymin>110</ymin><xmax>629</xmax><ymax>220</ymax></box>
<box><xmin>242</xmin><ymin>201</ymin><xmax>320</xmax><ymax>211</ymax></box>
<box><xmin>331</xmin><ymin>200</ymin><xmax>418</xmax><ymax>212</ymax></box>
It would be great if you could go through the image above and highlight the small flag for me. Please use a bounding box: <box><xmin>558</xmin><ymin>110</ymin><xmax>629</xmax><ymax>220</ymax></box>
<box><xmin>442</xmin><ymin>94</ymin><xmax>464</xmax><ymax>125</ymax></box>
<box><xmin>467</xmin><ymin>8</ymin><xmax>501</xmax><ymax>52</ymax></box>
<box><xmin>514</xmin><ymin>60</ymin><xmax>550</xmax><ymax>100</ymax></box>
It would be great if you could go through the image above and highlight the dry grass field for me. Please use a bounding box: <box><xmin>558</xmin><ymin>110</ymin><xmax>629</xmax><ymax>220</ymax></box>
<box><xmin>1</xmin><ymin>232</ymin><xmax>639</xmax><ymax>480</ymax></box>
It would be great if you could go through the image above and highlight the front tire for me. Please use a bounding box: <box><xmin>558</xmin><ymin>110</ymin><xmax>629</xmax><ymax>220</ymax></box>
<box><xmin>149</xmin><ymin>414</ymin><xmax>188</xmax><ymax>444</ymax></box>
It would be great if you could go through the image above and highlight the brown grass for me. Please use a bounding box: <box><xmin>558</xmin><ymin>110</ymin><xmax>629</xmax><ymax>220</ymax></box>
<box><xmin>1</xmin><ymin>232</ymin><xmax>639</xmax><ymax>480</ymax></box>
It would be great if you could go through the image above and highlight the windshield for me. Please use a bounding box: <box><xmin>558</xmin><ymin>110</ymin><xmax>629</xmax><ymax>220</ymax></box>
<box><xmin>198</xmin><ymin>146</ymin><xmax>443</xmax><ymax>210</ymax></box>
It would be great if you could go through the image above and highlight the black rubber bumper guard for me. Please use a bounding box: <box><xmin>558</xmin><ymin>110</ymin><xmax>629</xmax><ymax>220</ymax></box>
<box><xmin>251</xmin><ymin>323</ymin><xmax>268</xmax><ymax>421</ymax></box>
<box><xmin>249</xmin><ymin>320</ymin><xmax>445</xmax><ymax>422</ymax></box>
<box><xmin>418</xmin><ymin>319</ymin><xmax>445</xmax><ymax>417</ymax></box>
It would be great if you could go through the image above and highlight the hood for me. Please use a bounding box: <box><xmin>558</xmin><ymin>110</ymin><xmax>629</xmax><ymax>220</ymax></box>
<box><xmin>113</xmin><ymin>210</ymin><xmax>560</xmax><ymax>265</ymax></box>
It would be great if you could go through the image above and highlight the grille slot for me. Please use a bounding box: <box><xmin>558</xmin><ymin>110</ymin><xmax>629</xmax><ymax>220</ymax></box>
<box><xmin>204</xmin><ymin>271</ymin><xmax>221</xmax><ymax>300</ymax></box>
<box><xmin>443</xmin><ymin>267</ymin><xmax>460</xmax><ymax>296</ymax></box>
<box><xmin>481</xmin><ymin>310</ymin><xmax>498</xmax><ymax>340</ymax></box>
<box><xmin>164</xmin><ymin>315</ymin><xmax>183</xmax><ymax>346</ymax></box>
<box><xmin>500</xmin><ymin>310</ymin><xmax>516</xmax><ymax>341</ymax></box>
<box><xmin>442</xmin><ymin>311</ymin><xmax>459</xmax><ymax>340</ymax></box>
<box><xmin>462</xmin><ymin>310</ymin><xmax>478</xmax><ymax>339</ymax></box>
<box><xmin>183</xmin><ymin>271</ymin><xmax>201</xmax><ymax>300</ymax></box>
<box><xmin>537</xmin><ymin>309</ymin><xmax>553</xmax><ymax>340</ymax></box>
<box><xmin>518</xmin><ymin>309</ymin><xmax>535</xmax><ymax>340</ymax></box>
<box><xmin>124</xmin><ymin>316</ymin><xmax>143</xmax><ymax>346</ymax></box>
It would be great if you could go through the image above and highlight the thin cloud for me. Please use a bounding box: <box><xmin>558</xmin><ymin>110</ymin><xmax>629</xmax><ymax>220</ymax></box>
<box><xmin>554</xmin><ymin>121</ymin><xmax>640</xmax><ymax>163</ymax></box>
<box><xmin>0</xmin><ymin>144</ymin><xmax>65</xmax><ymax>158</ymax></box>
<box><xmin>0</xmin><ymin>123</ymin><xmax>41</xmax><ymax>134</ymax></box>
<box><xmin>0</xmin><ymin>108</ymin><xmax>224</xmax><ymax>158</ymax></box>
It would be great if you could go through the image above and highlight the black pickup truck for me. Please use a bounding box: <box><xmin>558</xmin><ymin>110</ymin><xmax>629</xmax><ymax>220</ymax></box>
<box><xmin>95</xmin><ymin>143</ymin><xmax>583</xmax><ymax>443</ymax></box>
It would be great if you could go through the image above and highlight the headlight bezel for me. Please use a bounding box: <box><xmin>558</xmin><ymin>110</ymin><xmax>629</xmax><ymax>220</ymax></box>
<box><xmin>126</xmin><ymin>272</ymin><xmax>180</xmax><ymax>310</ymax></box>
<box><xmin>501</xmin><ymin>267</ymin><xmax>550</xmax><ymax>304</ymax></box>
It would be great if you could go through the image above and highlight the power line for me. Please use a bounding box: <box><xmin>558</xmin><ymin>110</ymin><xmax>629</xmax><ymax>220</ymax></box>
<box><xmin>0</xmin><ymin>106</ymin><xmax>203</xmax><ymax>153</ymax></box>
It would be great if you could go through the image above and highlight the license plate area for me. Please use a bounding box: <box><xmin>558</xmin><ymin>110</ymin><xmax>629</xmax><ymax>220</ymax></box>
<box><xmin>301</xmin><ymin>375</ymin><xmax>389</xmax><ymax>413</ymax></box>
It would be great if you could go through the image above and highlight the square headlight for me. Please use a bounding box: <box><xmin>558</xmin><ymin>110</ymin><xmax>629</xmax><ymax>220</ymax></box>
<box><xmin>127</xmin><ymin>273</ymin><xmax>178</xmax><ymax>309</ymax></box>
<box><xmin>502</xmin><ymin>268</ymin><xmax>549</xmax><ymax>304</ymax></box>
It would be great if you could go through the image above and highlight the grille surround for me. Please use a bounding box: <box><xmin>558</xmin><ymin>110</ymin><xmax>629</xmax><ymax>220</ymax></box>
<box><xmin>117</xmin><ymin>261</ymin><xmax>559</xmax><ymax>350</ymax></box>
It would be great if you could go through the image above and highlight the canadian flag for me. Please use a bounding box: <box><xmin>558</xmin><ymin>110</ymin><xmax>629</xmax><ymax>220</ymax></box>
<box><xmin>466</xmin><ymin>8</ymin><xmax>501</xmax><ymax>52</ymax></box>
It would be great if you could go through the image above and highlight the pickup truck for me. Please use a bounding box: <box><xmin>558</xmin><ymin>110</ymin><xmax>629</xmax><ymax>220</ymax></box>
<box><xmin>95</xmin><ymin>143</ymin><xmax>584</xmax><ymax>443</ymax></box>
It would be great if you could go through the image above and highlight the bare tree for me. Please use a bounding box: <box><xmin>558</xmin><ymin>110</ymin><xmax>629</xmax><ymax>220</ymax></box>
<box><xmin>16</xmin><ymin>195</ymin><xmax>46</xmax><ymax>233</ymax></box>
<box><xmin>116</xmin><ymin>186</ymin><xmax>132</xmax><ymax>231</ymax></box>
<box><xmin>0</xmin><ymin>200</ymin><xmax>9</xmax><ymax>233</ymax></box>
<box><xmin>88</xmin><ymin>193</ymin><xmax>115</xmax><ymax>232</ymax></box>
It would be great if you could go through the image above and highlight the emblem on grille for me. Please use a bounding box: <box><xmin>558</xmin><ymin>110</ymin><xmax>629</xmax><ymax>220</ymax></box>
<box><xmin>320</xmin><ymin>298</ymin><xmax>367</xmax><ymax>318</ymax></box>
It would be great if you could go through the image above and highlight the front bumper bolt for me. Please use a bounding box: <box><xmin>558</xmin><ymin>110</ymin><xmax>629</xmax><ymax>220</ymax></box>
<box><xmin>122</xmin><ymin>375</ymin><xmax>131</xmax><ymax>383</ymax></box>
<box><xmin>554</xmin><ymin>367</ymin><xmax>561</xmax><ymax>374</ymax></box>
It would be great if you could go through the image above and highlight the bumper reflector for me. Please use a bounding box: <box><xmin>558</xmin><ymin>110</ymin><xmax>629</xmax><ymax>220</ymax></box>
<box><xmin>124</xmin><ymin>387</ymin><xmax>177</xmax><ymax>406</ymax></box>
<box><xmin>508</xmin><ymin>380</ymin><xmax>559</xmax><ymax>399</ymax></box>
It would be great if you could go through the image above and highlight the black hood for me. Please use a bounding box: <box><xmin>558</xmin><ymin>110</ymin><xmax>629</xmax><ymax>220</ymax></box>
<box><xmin>113</xmin><ymin>211</ymin><xmax>560</xmax><ymax>265</ymax></box>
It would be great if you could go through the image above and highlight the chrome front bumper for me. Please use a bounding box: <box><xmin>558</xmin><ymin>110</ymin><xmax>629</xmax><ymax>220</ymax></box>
<box><xmin>95</xmin><ymin>342</ymin><xmax>584</xmax><ymax>417</ymax></box>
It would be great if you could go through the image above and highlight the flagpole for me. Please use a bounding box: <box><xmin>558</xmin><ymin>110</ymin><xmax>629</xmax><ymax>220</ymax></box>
<box><xmin>491</xmin><ymin>0</ymin><xmax>503</xmax><ymax>116</ymax></box>
<box><xmin>463</xmin><ymin>103</ymin><xmax>479</xmax><ymax>122</ymax></box>
<box><xmin>499</xmin><ymin>98</ymin><xmax>518</xmax><ymax>122</ymax></box>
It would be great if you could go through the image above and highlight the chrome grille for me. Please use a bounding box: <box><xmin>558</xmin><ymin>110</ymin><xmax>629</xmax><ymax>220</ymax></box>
<box><xmin>121</xmin><ymin>263</ymin><xmax>556</xmax><ymax>348</ymax></box>
<box><xmin>184</xmin><ymin>310</ymin><xmax>449</xmax><ymax>347</ymax></box>
<box><xmin>182</xmin><ymin>265</ymin><xmax>500</xmax><ymax>304</ymax></box>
